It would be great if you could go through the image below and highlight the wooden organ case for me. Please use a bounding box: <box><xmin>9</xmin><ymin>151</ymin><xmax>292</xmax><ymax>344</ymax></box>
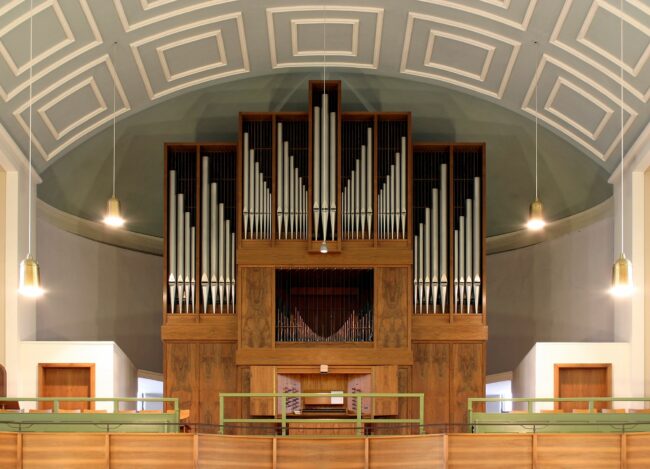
<box><xmin>162</xmin><ymin>81</ymin><xmax>487</xmax><ymax>433</ymax></box>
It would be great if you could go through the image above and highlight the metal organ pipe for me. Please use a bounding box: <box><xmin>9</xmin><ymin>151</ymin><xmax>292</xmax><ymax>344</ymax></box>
<box><xmin>190</xmin><ymin>226</ymin><xmax>195</xmax><ymax>313</ymax></box>
<box><xmin>289</xmin><ymin>155</ymin><xmax>295</xmax><ymax>238</ymax></box>
<box><xmin>401</xmin><ymin>137</ymin><xmax>407</xmax><ymax>239</ymax></box>
<box><xmin>210</xmin><ymin>183</ymin><xmax>217</xmax><ymax>312</ymax></box>
<box><xmin>168</xmin><ymin>171</ymin><xmax>177</xmax><ymax>313</ymax></box>
<box><xmin>218</xmin><ymin>203</ymin><xmax>225</xmax><ymax>312</ymax></box>
<box><xmin>432</xmin><ymin>188</ymin><xmax>439</xmax><ymax>312</ymax></box>
<box><xmin>313</xmin><ymin>106</ymin><xmax>320</xmax><ymax>240</ymax></box>
<box><xmin>283</xmin><ymin>141</ymin><xmax>289</xmax><ymax>239</ymax></box>
<box><xmin>176</xmin><ymin>193</ymin><xmax>184</xmax><ymax>313</ymax></box>
<box><xmin>329</xmin><ymin>111</ymin><xmax>336</xmax><ymax>241</ymax></box>
<box><xmin>454</xmin><ymin>229</ymin><xmax>459</xmax><ymax>312</ymax></box>
<box><xmin>424</xmin><ymin>207</ymin><xmax>431</xmax><ymax>311</ymax></box>
<box><xmin>201</xmin><ymin>158</ymin><xmax>209</xmax><ymax>313</ymax></box>
<box><xmin>225</xmin><ymin>219</ymin><xmax>231</xmax><ymax>311</ymax></box>
<box><xmin>418</xmin><ymin>223</ymin><xmax>424</xmax><ymax>311</ymax></box>
<box><xmin>360</xmin><ymin>145</ymin><xmax>366</xmax><ymax>238</ymax></box>
<box><xmin>184</xmin><ymin>212</ymin><xmax>190</xmax><ymax>312</ymax></box>
<box><xmin>458</xmin><ymin>216</ymin><xmax>465</xmax><ymax>312</ymax></box>
<box><xmin>321</xmin><ymin>94</ymin><xmax>329</xmax><ymax>241</ymax></box>
<box><xmin>414</xmin><ymin>234</ymin><xmax>419</xmax><ymax>309</ymax></box>
<box><xmin>396</xmin><ymin>153</ymin><xmax>401</xmax><ymax>240</ymax></box>
<box><xmin>465</xmin><ymin>198</ymin><xmax>472</xmax><ymax>312</ymax></box>
<box><xmin>473</xmin><ymin>177</ymin><xmax>481</xmax><ymax>313</ymax></box>
<box><xmin>440</xmin><ymin>164</ymin><xmax>448</xmax><ymax>313</ymax></box>
<box><xmin>366</xmin><ymin>128</ymin><xmax>373</xmax><ymax>239</ymax></box>
<box><xmin>277</xmin><ymin>125</ymin><xmax>283</xmax><ymax>238</ymax></box>
<box><xmin>243</xmin><ymin>133</ymin><xmax>249</xmax><ymax>239</ymax></box>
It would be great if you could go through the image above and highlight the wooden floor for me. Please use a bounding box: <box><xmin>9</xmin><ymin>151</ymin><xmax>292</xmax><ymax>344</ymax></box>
<box><xmin>1</xmin><ymin>432</ymin><xmax>648</xmax><ymax>468</ymax></box>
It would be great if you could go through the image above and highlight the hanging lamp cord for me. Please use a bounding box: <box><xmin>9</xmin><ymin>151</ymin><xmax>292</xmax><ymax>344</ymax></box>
<box><xmin>27</xmin><ymin>0</ymin><xmax>33</xmax><ymax>257</ymax></box>
<box><xmin>112</xmin><ymin>42</ymin><xmax>117</xmax><ymax>198</ymax></box>
<box><xmin>534</xmin><ymin>41</ymin><xmax>539</xmax><ymax>201</ymax></box>
<box><xmin>619</xmin><ymin>0</ymin><xmax>625</xmax><ymax>254</ymax></box>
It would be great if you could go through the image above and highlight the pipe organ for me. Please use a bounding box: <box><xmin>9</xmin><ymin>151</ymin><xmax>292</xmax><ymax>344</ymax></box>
<box><xmin>163</xmin><ymin>82</ymin><xmax>486</xmax><ymax>435</ymax></box>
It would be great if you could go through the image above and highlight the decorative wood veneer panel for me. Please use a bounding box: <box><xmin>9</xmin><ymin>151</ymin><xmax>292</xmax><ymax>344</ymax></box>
<box><xmin>110</xmin><ymin>434</ymin><xmax>194</xmax><ymax>468</ymax></box>
<box><xmin>22</xmin><ymin>433</ymin><xmax>107</xmax><ymax>468</ymax></box>
<box><xmin>369</xmin><ymin>435</ymin><xmax>445</xmax><ymax>468</ymax></box>
<box><xmin>412</xmin><ymin>343</ymin><xmax>450</xmax><ymax>431</ymax></box>
<box><xmin>450</xmin><ymin>343</ymin><xmax>484</xmax><ymax>430</ymax></box>
<box><xmin>276</xmin><ymin>438</ymin><xmax>365</xmax><ymax>469</ymax></box>
<box><xmin>199</xmin><ymin>342</ymin><xmax>238</xmax><ymax>432</ymax></box>
<box><xmin>165</xmin><ymin>343</ymin><xmax>199</xmax><ymax>419</ymax></box>
<box><xmin>240</xmin><ymin>267</ymin><xmax>273</xmax><ymax>348</ymax></box>
<box><xmin>376</xmin><ymin>267</ymin><xmax>408</xmax><ymax>348</ymax></box>
<box><xmin>0</xmin><ymin>433</ymin><xmax>17</xmax><ymax>467</ymax></box>
<box><xmin>536</xmin><ymin>434</ymin><xmax>621</xmax><ymax>467</ymax></box>
<box><xmin>448</xmin><ymin>434</ymin><xmax>532</xmax><ymax>468</ymax></box>
<box><xmin>198</xmin><ymin>434</ymin><xmax>273</xmax><ymax>468</ymax></box>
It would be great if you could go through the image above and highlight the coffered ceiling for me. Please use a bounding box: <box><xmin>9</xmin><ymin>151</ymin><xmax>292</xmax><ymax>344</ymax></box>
<box><xmin>0</xmin><ymin>0</ymin><xmax>648</xmax><ymax>172</ymax></box>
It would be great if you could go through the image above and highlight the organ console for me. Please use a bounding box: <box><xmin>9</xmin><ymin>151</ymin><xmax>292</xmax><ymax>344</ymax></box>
<box><xmin>162</xmin><ymin>81</ymin><xmax>487</xmax><ymax>434</ymax></box>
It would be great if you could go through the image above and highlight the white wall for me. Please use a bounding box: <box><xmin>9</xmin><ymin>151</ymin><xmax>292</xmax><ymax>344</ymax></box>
<box><xmin>19</xmin><ymin>341</ymin><xmax>137</xmax><ymax>411</ymax></box>
<box><xmin>487</xmin><ymin>216</ymin><xmax>615</xmax><ymax>374</ymax></box>
<box><xmin>512</xmin><ymin>342</ymin><xmax>632</xmax><ymax>411</ymax></box>
<box><xmin>35</xmin><ymin>217</ymin><xmax>163</xmax><ymax>373</ymax></box>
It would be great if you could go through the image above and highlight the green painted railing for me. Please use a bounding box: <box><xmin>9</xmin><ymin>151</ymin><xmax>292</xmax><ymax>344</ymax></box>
<box><xmin>219</xmin><ymin>392</ymin><xmax>424</xmax><ymax>436</ymax></box>
<box><xmin>0</xmin><ymin>397</ymin><xmax>180</xmax><ymax>433</ymax></box>
<box><xmin>468</xmin><ymin>397</ymin><xmax>650</xmax><ymax>434</ymax></box>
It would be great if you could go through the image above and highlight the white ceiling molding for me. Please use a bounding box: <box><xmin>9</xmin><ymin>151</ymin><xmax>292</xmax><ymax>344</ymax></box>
<box><xmin>417</xmin><ymin>0</ymin><xmax>538</xmax><ymax>31</ymax></box>
<box><xmin>522</xmin><ymin>54</ymin><xmax>638</xmax><ymax>162</ymax></box>
<box><xmin>401</xmin><ymin>11</ymin><xmax>520</xmax><ymax>99</ymax></box>
<box><xmin>12</xmin><ymin>55</ymin><xmax>129</xmax><ymax>161</ymax></box>
<box><xmin>0</xmin><ymin>0</ymin><xmax>101</xmax><ymax>102</ymax></box>
<box><xmin>130</xmin><ymin>11</ymin><xmax>249</xmax><ymax>100</ymax></box>
<box><xmin>266</xmin><ymin>5</ymin><xmax>383</xmax><ymax>69</ymax></box>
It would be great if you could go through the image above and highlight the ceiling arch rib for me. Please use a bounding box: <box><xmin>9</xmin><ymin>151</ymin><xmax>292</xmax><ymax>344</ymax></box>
<box><xmin>0</xmin><ymin>0</ymin><xmax>646</xmax><ymax>170</ymax></box>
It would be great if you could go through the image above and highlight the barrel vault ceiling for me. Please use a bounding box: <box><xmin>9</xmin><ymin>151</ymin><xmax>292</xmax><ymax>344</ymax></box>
<box><xmin>0</xmin><ymin>0</ymin><xmax>647</xmax><ymax>171</ymax></box>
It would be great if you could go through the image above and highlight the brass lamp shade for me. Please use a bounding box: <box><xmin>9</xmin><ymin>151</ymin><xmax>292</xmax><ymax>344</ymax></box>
<box><xmin>611</xmin><ymin>253</ymin><xmax>634</xmax><ymax>298</ymax></box>
<box><xmin>103</xmin><ymin>196</ymin><xmax>125</xmax><ymax>228</ymax></box>
<box><xmin>19</xmin><ymin>255</ymin><xmax>43</xmax><ymax>298</ymax></box>
<box><xmin>526</xmin><ymin>198</ymin><xmax>546</xmax><ymax>231</ymax></box>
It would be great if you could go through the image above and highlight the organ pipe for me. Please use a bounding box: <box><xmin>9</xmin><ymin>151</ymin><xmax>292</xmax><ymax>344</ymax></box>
<box><xmin>190</xmin><ymin>226</ymin><xmax>195</xmax><ymax>313</ymax></box>
<box><xmin>243</xmin><ymin>133</ymin><xmax>249</xmax><ymax>239</ymax></box>
<box><xmin>283</xmin><ymin>142</ymin><xmax>289</xmax><ymax>239</ymax></box>
<box><xmin>168</xmin><ymin>171</ymin><xmax>176</xmax><ymax>313</ymax></box>
<box><xmin>184</xmin><ymin>212</ymin><xmax>190</xmax><ymax>312</ymax></box>
<box><xmin>465</xmin><ymin>198</ymin><xmax>472</xmax><ymax>312</ymax></box>
<box><xmin>218</xmin><ymin>203</ymin><xmax>225</xmax><ymax>312</ymax></box>
<box><xmin>440</xmin><ymin>164</ymin><xmax>448</xmax><ymax>313</ymax></box>
<box><xmin>360</xmin><ymin>145</ymin><xmax>366</xmax><ymax>238</ymax></box>
<box><xmin>401</xmin><ymin>137</ymin><xmax>407</xmax><ymax>239</ymax></box>
<box><xmin>459</xmin><ymin>216</ymin><xmax>465</xmax><ymax>312</ymax></box>
<box><xmin>424</xmin><ymin>207</ymin><xmax>431</xmax><ymax>311</ymax></box>
<box><xmin>277</xmin><ymin>125</ymin><xmax>283</xmax><ymax>238</ymax></box>
<box><xmin>321</xmin><ymin>95</ymin><xmax>329</xmax><ymax>241</ymax></box>
<box><xmin>432</xmin><ymin>188</ymin><xmax>439</xmax><ymax>312</ymax></box>
<box><xmin>248</xmin><ymin>148</ymin><xmax>254</xmax><ymax>238</ymax></box>
<box><xmin>396</xmin><ymin>152</ymin><xmax>401</xmax><ymax>240</ymax></box>
<box><xmin>414</xmin><ymin>234</ymin><xmax>419</xmax><ymax>309</ymax></box>
<box><xmin>176</xmin><ymin>193</ymin><xmax>184</xmax><ymax>313</ymax></box>
<box><xmin>231</xmin><ymin>232</ymin><xmax>236</xmax><ymax>306</ymax></box>
<box><xmin>289</xmin><ymin>155</ymin><xmax>295</xmax><ymax>238</ymax></box>
<box><xmin>210</xmin><ymin>183</ymin><xmax>217</xmax><ymax>312</ymax></box>
<box><xmin>225</xmin><ymin>219</ymin><xmax>231</xmax><ymax>310</ymax></box>
<box><xmin>473</xmin><ymin>177</ymin><xmax>481</xmax><ymax>313</ymax></box>
<box><xmin>454</xmin><ymin>229</ymin><xmax>459</xmax><ymax>312</ymax></box>
<box><xmin>313</xmin><ymin>106</ymin><xmax>320</xmax><ymax>240</ymax></box>
<box><xmin>201</xmin><ymin>157</ymin><xmax>209</xmax><ymax>313</ymax></box>
<box><xmin>329</xmin><ymin>111</ymin><xmax>336</xmax><ymax>241</ymax></box>
<box><xmin>366</xmin><ymin>128</ymin><xmax>373</xmax><ymax>239</ymax></box>
<box><xmin>418</xmin><ymin>223</ymin><xmax>424</xmax><ymax>311</ymax></box>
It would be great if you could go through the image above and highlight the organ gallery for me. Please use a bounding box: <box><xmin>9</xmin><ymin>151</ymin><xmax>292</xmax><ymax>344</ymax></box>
<box><xmin>162</xmin><ymin>81</ymin><xmax>487</xmax><ymax>432</ymax></box>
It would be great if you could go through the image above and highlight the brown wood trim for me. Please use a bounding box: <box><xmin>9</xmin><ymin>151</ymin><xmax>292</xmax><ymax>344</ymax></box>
<box><xmin>236</xmin><ymin>348</ymin><xmax>413</xmax><ymax>366</ymax></box>
<box><xmin>553</xmin><ymin>363</ymin><xmax>613</xmax><ymax>410</ymax></box>
<box><xmin>38</xmin><ymin>363</ymin><xmax>96</xmax><ymax>410</ymax></box>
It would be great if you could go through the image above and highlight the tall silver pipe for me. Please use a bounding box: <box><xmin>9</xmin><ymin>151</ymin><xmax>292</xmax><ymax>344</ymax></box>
<box><xmin>261</xmin><ymin>181</ymin><xmax>267</xmax><ymax>238</ymax></box>
<box><xmin>354</xmin><ymin>158</ymin><xmax>360</xmax><ymax>238</ymax></box>
<box><xmin>283</xmin><ymin>142</ymin><xmax>289</xmax><ymax>239</ymax></box>
<box><xmin>321</xmin><ymin>95</ymin><xmax>329</xmax><ymax>241</ymax></box>
<box><xmin>184</xmin><ymin>212</ymin><xmax>190</xmax><ymax>313</ymax></box>
<box><xmin>176</xmin><ymin>193</ymin><xmax>184</xmax><ymax>313</ymax></box>
<box><xmin>251</xmin><ymin>156</ymin><xmax>258</xmax><ymax>238</ymax></box>
<box><xmin>466</xmin><ymin>198</ymin><xmax>473</xmax><ymax>312</ymax></box>
<box><xmin>360</xmin><ymin>147</ymin><xmax>366</xmax><ymax>238</ymax></box>
<box><xmin>231</xmin><ymin>232</ymin><xmax>236</xmax><ymax>307</ymax></box>
<box><xmin>414</xmin><ymin>234</ymin><xmax>419</xmax><ymax>309</ymax></box>
<box><xmin>440</xmin><ymin>164</ymin><xmax>448</xmax><ymax>313</ymax></box>
<box><xmin>243</xmin><ymin>133</ymin><xmax>249</xmax><ymax>239</ymax></box>
<box><xmin>218</xmin><ymin>203</ymin><xmax>225</xmax><ymax>312</ymax></box>
<box><xmin>424</xmin><ymin>207</ymin><xmax>431</xmax><ymax>312</ymax></box>
<box><xmin>432</xmin><ymin>188</ymin><xmax>439</xmax><ymax>313</ymax></box>
<box><xmin>168</xmin><ymin>171</ymin><xmax>177</xmax><ymax>313</ymax></box>
<box><xmin>459</xmin><ymin>216</ymin><xmax>465</xmax><ymax>312</ymax></box>
<box><xmin>401</xmin><ymin>137</ymin><xmax>407</xmax><ymax>239</ymax></box>
<box><xmin>418</xmin><ymin>223</ymin><xmax>424</xmax><ymax>312</ymax></box>
<box><xmin>294</xmin><ymin>166</ymin><xmax>299</xmax><ymax>239</ymax></box>
<box><xmin>313</xmin><ymin>106</ymin><xmax>321</xmax><ymax>240</ymax></box>
<box><xmin>248</xmin><ymin>148</ymin><xmax>254</xmax><ymax>238</ymax></box>
<box><xmin>190</xmin><ymin>225</ymin><xmax>195</xmax><ymax>313</ymax></box>
<box><xmin>367</xmin><ymin>128</ymin><xmax>373</xmax><ymax>239</ymax></box>
<box><xmin>210</xmin><ymin>183</ymin><xmax>217</xmax><ymax>312</ymax></box>
<box><xmin>473</xmin><ymin>177</ymin><xmax>481</xmax><ymax>313</ymax></box>
<box><xmin>268</xmin><ymin>189</ymin><xmax>272</xmax><ymax>239</ymax></box>
<box><xmin>396</xmin><ymin>152</ymin><xmax>401</xmax><ymax>239</ymax></box>
<box><xmin>454</xmin><ymin>229</ymin><xmax>458</xmax><ymax>313</ymax></box>
<box><xmin>277</xmin><ymin>125</ymin><xmax>283</xmax><ymax>238</ymax></box>
<box><xmin>329</xmin><ymin>111</ymin><xmax>336</xmax><ymax>241</ymax></box>
<box><xmin>289</xmin><ymin>156</ymin><xmax>295</xmax><ymax>238</ymax></box>
<box><xmin>342</xmin><ymin>185</ymin><xmax>347</xmax><ymax>238</ymax></box>
<box><xmin>201</xmin><ymin>158</ymin><xmax>209</xmax><ymax>313</ymax></box>
<box><xmin>225</xmin><ymin>219</ymin><xmax>231</xmax><ymax>310</ymax></box>
<box><xmin>389</xmin><ymin>165</ymin><xmax>396</xmax><ymax>239</ymax></box>
<box><xmin>350</xmin><ymin>170</ymin><xmax>356</xmax><ymax>238</ymax></box>
<box><xmin>380</xmin><ymin>186</ymin><xmax>385</xmax><ymax>239</ymax></box>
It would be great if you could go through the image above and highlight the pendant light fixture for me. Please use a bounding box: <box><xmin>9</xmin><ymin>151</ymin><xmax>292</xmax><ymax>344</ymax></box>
<box><xmin>526</xmin><ymin>41</ymin><xmax>546</xmax><ymax>231</ymax></box>
<box><xmin>19</xmin><ymin>0</ymin><xmax>43</xmax><ymax>298</ymax></box>
<box><xmin>611</xmin><ymin>0</ymin><xmax>633</xmax><ymax>298</ymax></box>
<box><xmin>103</xmin><ymin>42</ymin><xmax>125</xmax><ymax>228</ymax></box>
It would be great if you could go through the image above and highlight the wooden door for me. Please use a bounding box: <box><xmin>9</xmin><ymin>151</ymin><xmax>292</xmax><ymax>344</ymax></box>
<box><xmin>554</xmin><ymin>364</ymin><xmax>611</xmax><ymax>412</ymax></box>
<box><xmin>38</xmin><ymin>364</ymin><xmax>95</xmax><ymax>410</ymax></box>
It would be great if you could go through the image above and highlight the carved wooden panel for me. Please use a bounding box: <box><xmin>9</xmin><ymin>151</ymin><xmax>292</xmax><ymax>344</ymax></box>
<box><xmin>240</xmin><ymin>268</ymin><xmax>274</xmax><ymax>348</ymax></box>
<box><xmin>165</xmin><ymin>343</ymin><xmax>199</xmax><ymax>420</ymax></box>
<box><xmin>412</xmin><ymin>343</ymin><xmax>450</xmax><ymax>432</ymax></box>
<box><xmin>373</xmin><ymin>365</ymin><xmax>398</xmax><ymax>416</ymax></box>
<box><xmin>376</xmin><ymin>267</ymin><xmax>408</xmax><ymax>348</ymax></box>
<box><xmin>198</xmin><ymin>343</ymin><xmax>238</xmax><ymax>432</ymax></box>
<box><xmin>250</xmin><ymin>366</ymin><xmax>276</xmax><ymax>416</ymax></box>
<box><xmin>450</xmin><ymin>343</ymin><xmax>484</xmax><ymax>429</ymax></box>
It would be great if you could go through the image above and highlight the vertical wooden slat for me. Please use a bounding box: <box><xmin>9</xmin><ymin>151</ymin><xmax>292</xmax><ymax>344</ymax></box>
<box><xmin>532</xmin><ymin>434</ymin><xmax>537</xmax><ymax>469</ymax></box>
<box><xmin>364</xmin><ymin>437</ymin><xmax>369</xmax><ymax>469</ymax></box>
<box><xmin>193</xmin><ymin>433</ymin><xmax>198</xmax><ymax>468</ymax></box>
<box><xmin>273</xmin><ymin>437</ymin><xmax>277</xmax><ymax>469</ymax></box>
<box><xmin>16</xmin><ymin>433</ymin><xmax>22</xmax><ymax>469</ymax></box>
<box><xmin>104</xmin><ymin>434</ymin><xmax>110</xmax><ymax>469</ymax></box>
<box><xmin>621</xmin><ymin>433</ymin><xmax>627</xmax><ymax>469</ymax></box>
<box><xmin>443</xmin><ymin>434</ymin><xmax>448</xmax><ymax>468</ymax></box>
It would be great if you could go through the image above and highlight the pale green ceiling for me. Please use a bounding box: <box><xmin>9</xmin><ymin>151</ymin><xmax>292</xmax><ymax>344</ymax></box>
<box><xmin>37</xmin><ymin>72</ymin><xmax>612</xmax><ymax>238</ymax></box>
